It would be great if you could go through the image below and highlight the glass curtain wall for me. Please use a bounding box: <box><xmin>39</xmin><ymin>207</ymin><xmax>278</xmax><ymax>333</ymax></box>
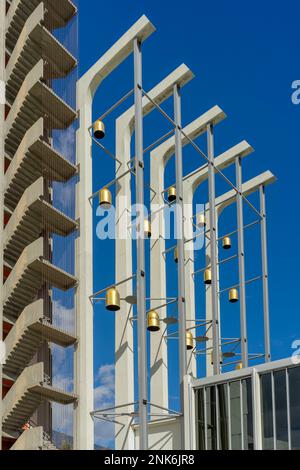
<box><xmin>195</xmin><ymin>378</ymin><xmax>253</xmax><ymax>450</ymax></box>
<box><xmin>195</xmin><ymin>364</ymin><xmax>300</xmax><ymax>451</ymax></box>
<box><xmin>261</xmin><ymin>367</ymin><xmax>300</xmax><ymax>450</ymax></box>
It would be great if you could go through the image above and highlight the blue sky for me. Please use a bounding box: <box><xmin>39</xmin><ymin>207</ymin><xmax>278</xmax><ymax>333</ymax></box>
<box><xmin>77</xmin><ymin>0</ymin><xmax>300</xmax><ymax>446</ymax></box>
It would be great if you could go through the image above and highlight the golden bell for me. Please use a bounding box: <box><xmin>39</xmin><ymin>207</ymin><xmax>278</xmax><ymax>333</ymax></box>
<box><xmin>196</xmin><ymin>213</ymin><xmax>206</xmax><ymax>228</ymax></box>
<box><xmin>144</xmin><ymin>219</ymin><xmax>151</xmax><ymax>238</ymax></box>
<box><xmin>174</xmin><ymin>247</ymin><xmax>178</xmax><ymax>263</ymax></box>
<box><xmin>186</xmin><ymin>331</ymin><xmax>194</xmax><ymax>350</ymax></box>
<box><xmin>105</xmin><ymin>287</ymin><xmax>120</xmax><ymax>311</ymax></box>
<box><xmin>204</xmin><ymin>268</ymin><xmax>212</xmax><ymax>285</ymax></box>
<box><xmin>147</xmin><ymin>311</ymin><xmax>160</xmax><ymax>332</ymax></box>
<box><xmin>229</xmin><ymin>288</ymin><xmax>239</xmax><ymax>303</ymax></box>
<box><xmin>167</xmin><ymin>186</ymin><xmax>176</xmax><ymax>203</ymax></box>
<box><xmin>236</xmin><ymin>362</ymin><xmax>243</xmax><ymax>371</ymax></box>
<box><xmin>93</xmin><ymin>120</ymin><xmax>105</xmax><ymax>139</ymax></box>
<box><xmin>222</xmin><ymin>236</ymin><xmax>231</xmax><ymax>250</ymax></box>
<box><xmin>99</xmin><ymin>188</ymin><xmax>112</xmax><ymax>209</ymax></box>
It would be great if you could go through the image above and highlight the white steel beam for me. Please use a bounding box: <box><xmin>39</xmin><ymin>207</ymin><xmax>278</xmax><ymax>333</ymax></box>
<box><xmin>149</xmin><ymin>107</ymin><xmax>226</xmax><ymax>415</ymax></box>
<box><xmin>75</xmin><ymin>16</ymin><xmax>155</xmax><ymax>450</ymax></box>
<box><xmin>183</xmin><ymin>140</ymin><xmax>254</xmax><ymax>377</ymax></box>
<box><xmin>114</xmin><ymin>63</ymin><xmax>193</xmax><ymax>450</ymax></box>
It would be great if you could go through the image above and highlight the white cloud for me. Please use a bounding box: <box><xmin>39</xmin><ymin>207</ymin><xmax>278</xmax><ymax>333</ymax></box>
<box><xmin>52</xmin><ymin>300</ymin><xmax>75</xmax><ymax>333</ymax></box>
<box><xmin>53</xmin><ymin>125</ymin><xmax>76</xmax><ymax>162</ymax></box>
<box><xmin>51</xmin><ymin>344</ymin><xmax>74</xmax><ymax>392</ymax></box>
<box><xmin>94</xmin><ymin>364</ymin><xmax>115</xmax><ymax>448</ymax></box>
<box><xmin>53</xmin><ymin>181</ymin><xmax>76</xmax><ymax>214</ymax></box>
<box><xmin>52</xmin><ymin>125</ymin><xmax>76</xmax><ymax>213</ymax></box>
<box><xmin>52</xmin><ymin>403</ymin><xmax>73</xmax><ymax>436</ymax></box>
<box><xmin>94</xmin><ymin>364</ymin><xmax>115</xmax><ymax>409</ymax></box>
<box><xmin>51</xmin><ymin>343</ymin><xmax>66</xmax><ymax>370</ymax></box>
<box><xmin>53</xmin><ymin>373</ymin><xmax>73</xmax><ymax>393</ymax></box>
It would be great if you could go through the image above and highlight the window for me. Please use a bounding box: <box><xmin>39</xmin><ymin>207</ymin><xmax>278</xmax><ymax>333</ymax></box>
<box><xmin>242</xmin><ymin>378</ymin><xmax>253</xmax><ymax>450</ymax></box>
<box><xmin>218</xmin><ymin>383</ymin><xmax>229</xmax><ymax>450</ymax></box>
<box><xmin>230</xmin><ymin>381</ymin><xmax>242</xmax><ymax>450</ymax></box>
<box><xmin>195</xmin><ymin>388</ymin><xmax>205</xmax><ymax>450</ymax></box>
<box><xmin>194</xmin><ymin>364</ymin><xmax>300</xmax><ymax>451</ymax></box>
<box><xmin>261</xmin><ymin>373</ymin><xmax>274</xmax><ymax>449</ymax></box>
<box><xmin>195</xmin><ymin>377</ymin><xmax>252</xmax><ymax>450</ymax></box>
<box><xmin>289</xmin><ymin>367</ymin><xmax>300</xmax><ymax>450</ymax></box>
<box><xmin>274</xmin><ymin>370</ymin><xmax>289</xmax><ymax>449</ymax></box>
<box><xmin>206</xmin><ymin>386</ymin><xmax>217</xmax><ymax>450</ymax></box>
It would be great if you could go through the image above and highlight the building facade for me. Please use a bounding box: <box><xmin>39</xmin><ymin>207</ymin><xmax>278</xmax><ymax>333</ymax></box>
<box><xmin>0</xmin><ymin>0</ymin><xmax>81</xmax><ymax>450</ymax></box>
<box><xmin>1</xmin><ymin>6</ymin><xmax>298</xmax><ymax>452</ymax></box>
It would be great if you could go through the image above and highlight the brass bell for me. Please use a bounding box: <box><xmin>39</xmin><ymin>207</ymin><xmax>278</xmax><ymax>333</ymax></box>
<box><xmin>186</xmin><ymin>331</ymin><xmax>194</xmax><ymax>350</ymax></box>
<box><xmin>144</xmin><ymin>219</ymin><xmax>151</xmax><ymax>238</ymax></box>
<box><xmin>174</xmin><ymin>247</ymin><xmax>178</xmax><ymax>263</ymax></box>
<box><xmin>93</xmin><ymin>119</ymin><xmax>105</xmax><ymax>139</ymax></box>
<box><xmin>236</xmin><ymin>362</ymin><xmax>243</xmax><ymax>371</ymax></box>
<box><xmin>196</xmin><ymin>213</ymin><xmax>206</xmax><ymax>228</ymax></box>
<box><xmin>229</xmin><ymin>288</ymin><xmax>239</xmax><ymax>303</ymax></box>
<box><xmin>147</xmin><ymin>311</ymin><xmax>160</xmax><ymax>332</ymax></box>
<box><xmin>222</xmin><ymin>236</ymin><xmax>231</xmax><ymax>250</ymax></box>
<box><xmin>105</xmin><ymin>287</ymin><xmax>120</xmax><ymax>311</ymax></box>
<box><xmin>99</xmin><ymin>188</ymin><xmax>112</xmax><ymax>209</ymax></box>
<box><xmin>167</xmin><ymin>186</ymin><xmax>176</xmax><ymax>203</ymax></box>
<box><xmin>204</xmin><ymin>268</ymin><xmax>212</xmax><ymax>285</ymax></box>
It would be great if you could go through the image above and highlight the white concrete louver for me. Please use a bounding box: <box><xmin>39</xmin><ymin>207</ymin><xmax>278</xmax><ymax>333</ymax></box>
<box><xmin>4</xmin><ymin>299</ymin><xmax>77</xmax><ymax>378</ymax></box>
<box><xmin>4</xmin><ymin>177</ymin><xmax>78</xmax><ymax>264</ymax></box>
<box><xmin>1</xmin><ymin>0</ymin><xmax>78</xmax><ymax>450</ymax></box>
<box><xmin>3</xmin><ymin>237</ymin><xmax>78</xmax><ymax>322</ymax></box>
<box><xmin>6</xmin><ymin>2</ymin><xmax>77</xmax><ymax>104</ymax></box>
<box><xmin>6</xmin><ymin>0</ymin><xmax>77</xmax><ymax>51</ymax></box>
<box><xmin>5</xmin><ymin>60</ymin><xmax>77</xmax><ymax>158</ymax></box>
<box><xmin>4</xmin><ymin>118</ymin><xmax>77</xmax><ymax>212</ymax></box>
<box><xmin>2</xmin><ymin>362</ymin><xmax>77</xmax><ymax>433</ymax></box>
<box><xmin>10</xmin><ymin>426</ymin><xmax>57</xmax><ymax>450</ymax></box>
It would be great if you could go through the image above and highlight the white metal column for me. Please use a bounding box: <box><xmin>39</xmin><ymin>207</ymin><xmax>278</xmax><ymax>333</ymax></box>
<box><xmin>115</xmin><ymin>65</ymin><xmax>190</xmax><ymax>448</ymax></box>
<box><xmin>75</xmin><ymin>16</ymin><xmax>155</xmax><ymax>450</ymax></box>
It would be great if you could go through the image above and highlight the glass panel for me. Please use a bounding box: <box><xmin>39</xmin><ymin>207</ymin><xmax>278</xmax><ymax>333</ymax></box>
<box><xmin>195</xmin><ymin>389</ymin><xmax>205</xmax><ymax>450</ymax></box>
<box><xmin>273</xmin><ymin>370</ymin><xmax>289</xmax><ymax>450</ymax></box>
<box><xmin>206</xmin><ymin>386</ymin><xmax>217</xmax><ymax>450</ymax></box>
<box><xmin>289</xmin><ymin>367</ymin><xmax>300</xmax><ymax>450</ymax></box>
<box><xmin>218</xmin><ymin>383</ymin><xmax>229</xmax><ymax>449</ymax></box>
<box><xmin>242</xmin><ymin>378</ymin><xmax>254</xmax><ymax>450</ymax></box>
<box><xmin>230</xmin><ymin>381</ymin><xmax>242</xmax><ymax>449</ymax></box>
<box><xmin>261</xmin><ymin>373</ymin><xmax>274</xmax><ymax>449</ymax></box>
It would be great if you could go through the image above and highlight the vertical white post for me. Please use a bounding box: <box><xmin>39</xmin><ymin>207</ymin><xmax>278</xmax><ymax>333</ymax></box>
<box><xmin>183</xmin><ymin>185</ymin><xmax>197</xmax><ymax>378</ymax></box>
<box><xmin>207</xmin><ymin>124</ymin><xmax>220</xmax><ymax>374</ymax></box>
<box><xmin>114</xmin><ymin>121</ymin><xmax>135</xmax><ymax>450</ymax></box>
<box><xmin>150</xmin><ymin>157</ymin><xmax>169</xmax><ymax>410</ymax></box>
<box><xmin>134</xmin><ymin>38</ymin><xmax>148</xmax><ymax>450</ymax></box>
<box><xmin>236</xmin><ymin>156</ymin><xmax>248</xmax><ymax>367</ymax></box>
<box><xmin>74</xmin><ymin>87</ymin><xmax>95</xmax><ymax>450</ymax></box>
<box><xmin>205</xmin><ymin>205</ymin><xmax>222</xmax><ymax>376</ymax></box>
<box><xmin>74</xmin><ymin>17</ymin><xmax>155</xmax><ymax>450</ymax></box>
<box><xmin>174</xmin><ymin>84</ymin><xmax>187</xmax><ymax>448</ymax></box>
<box><xmin>252</xmin><ymin>368</ymin><xmax>262</xmax><ymax>450</ymax></box>
<box><xmin>115</xmin><ymin>66</ymin><xmax>191</xmax><ymax>447</ymax></box>
<box><xmin>260</xmin><ymin>185</ymin><xmax>271</xmax><ymax>362</ymax></box>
